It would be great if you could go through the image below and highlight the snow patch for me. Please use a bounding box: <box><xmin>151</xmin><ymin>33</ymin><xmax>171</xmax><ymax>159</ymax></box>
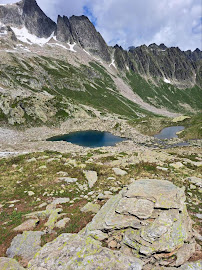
<box><xmin>67</xmin><ymin>42</ymin><xmax>77</xmax><ymax>52</ymax></box>
<box><xmin>16</xmin><ymin>44</ymin><xmax>31</xmax><ymax>52</ymax></box>
<box><xmin>0</xmin><ymin>30</ymin><xmax>7</xmax><ymax>36</ymax></box>
<box><xmin>11</xmin><ymin>26</ymin><xmax>54</xmax><ymax>46</ymax></box>
<box><xmin>83</xmin><ymin>49</ymin><xmax>91</xmax><ymax>56</ymax></box>
<box><xmin>109</xmin><ymin>58</ymin><xmax>116</xmax><ymax>69</ymax></box>
<box><xmin>48</xmin><ymin>42</ymin><xmax>77</xmax><ymax>52</ymax></box>
<box><xmin>48</xmin><ymin>43</ymin><xmax>68</xmax><ymax>50</ymax></box>
<box><xmin>164</xmin><ymin>78</ymin><xmax>171</xmax><ymax>84</ymax></box>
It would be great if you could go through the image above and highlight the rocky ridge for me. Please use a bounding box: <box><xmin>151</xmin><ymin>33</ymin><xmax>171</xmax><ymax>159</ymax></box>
<box><xmin>0</xmin><ymin>0</ymin><xmax>201</xmax><ymax>125</ymax></box>
<box><xmin>0</xmin><ymin>0</ymin><xmax>56</xmax><ymax>38</ymax></box>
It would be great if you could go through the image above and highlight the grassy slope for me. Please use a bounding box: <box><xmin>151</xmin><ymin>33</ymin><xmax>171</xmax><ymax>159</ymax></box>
<box><xmin>128</xmin><ymin>113</ymin><xmax>202</xmax><ymax>140</ymax></box>
<box><xmin>126</xmin><ymin>72</ymin><xmax>202</xmax><ymax>113</ymax></box>
<box><xmin>0</xmin><ymin>52</ymin><xmax>201</xmax><ymax>126</ymax></box>
<box><xmin>0</xmin><ymin>54</ymin><xmax>154</xmax><ymax>125</ymax></box>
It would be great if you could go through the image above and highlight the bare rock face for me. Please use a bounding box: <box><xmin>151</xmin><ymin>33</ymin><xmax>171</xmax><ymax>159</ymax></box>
<box><xmin>8</xmin><ymin>179</ymin><xmax>199</xmax><ymax>270</ymax></box>
<box><xmin>85</xmin><ymin>179</ymin><xmax>196</xmax><ymax>268</ymax></box>
<box><xmin>6</xmin><ymin>231</ymin><xmax>44</xmax><ymax>261</ymax></box>
<box><xmin>28</xmin><ymin>234</ymin><xmax>143</xmax><ymax>270</ymax></box>
<box><xmin>56</xmin><ymin>14</ymin><xmax>111</xmax><ymax>62</ymax></box>
<box><xmin>0</xmin><ymin>257</ymin><xmax>25</xmax><ymax>270</ymax></box>
<box><xmin>0</xmin><ymin>0</ymin><xmax>56</xmax><ymax>38</ymax></box>
<box><xmin>56</xmin><ymin>15</ymin><xmax>74</xmax><ymax>43</ymax></box>
<box><xmin>69</xmin><ymin>15</ymin><xmax>111</xmax><ymax>62</ymax></box>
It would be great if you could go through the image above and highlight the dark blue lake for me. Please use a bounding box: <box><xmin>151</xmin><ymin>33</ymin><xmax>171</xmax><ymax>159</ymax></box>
<box><xmin>47</xmin><ymin>130</ymin><xmax>125</xmax><ymax>148</ymax></box>
<box><xmin>154</xmin><ymin>126</ymin><xmax>185</xmax><ymax>140</ymax></box>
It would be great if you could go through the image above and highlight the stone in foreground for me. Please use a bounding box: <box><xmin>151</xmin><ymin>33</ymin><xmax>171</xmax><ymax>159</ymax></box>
<box><xmin>80</xmin><ymin>202</ymin><xmax>101</xmax><ymax>213</ymax></box>
<box><xmin>83</xmin><ymin>170</ymin><xmax>98</xmax><ymax>188</ymax></box>
<box><xmin>85</xmin><ymin>179</ymin><xmax>195</xmax><ymax>267</ymax></box>
<box><xmin>55</xmin><ymin>217</ymin><xmax>70</xmax><ymax>228</ymax></box>
<box><xmin>13</xmin><ymin>219</ymin><xmax>39</xmax><ymax>232</ymax></box>
<box><xmin>6</xmin><ymin>231</ymin><xmax>44</xmax><ymax>261</ymax></box>
<box><xmin>112</xmin><ymin>167</ymin><xmax>128</xmax><ymax>176</ymax></box>
<box><xmin>28</xmin><ymin>234</ymin><xmax>143</xmax><ymax>270</ymax></box>
<box><xmin>0</xmin><ymin>257</ymin><xmax>25</xmax><ymax>270</ymax></box>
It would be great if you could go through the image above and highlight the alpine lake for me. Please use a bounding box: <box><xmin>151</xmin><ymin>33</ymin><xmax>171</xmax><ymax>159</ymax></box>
<box><xmin>47</xmin><ymin>126</ymin><xmax>186</xmax><ymax>148</ymax></box>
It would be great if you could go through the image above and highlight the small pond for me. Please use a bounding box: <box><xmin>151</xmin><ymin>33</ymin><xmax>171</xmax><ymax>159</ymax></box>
<box><xmin>154</xmin><ymin>126</ymin><xmax>185</xmax><ymax>140</ymax></box>
<box><xmin>47</xmin><ymin>130</ymin><xmax>126</xmax><ymax>148</ymax></box>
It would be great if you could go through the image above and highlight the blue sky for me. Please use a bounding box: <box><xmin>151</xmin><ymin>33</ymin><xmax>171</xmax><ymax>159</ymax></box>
<box><xmin>1</xmin><ymin>0</ymin><xmax>202</xmax><ymax>51</ymax></box>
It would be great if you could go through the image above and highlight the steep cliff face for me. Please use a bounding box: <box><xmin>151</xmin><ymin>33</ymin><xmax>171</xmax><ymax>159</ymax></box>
<box><xmin>0</xmin><ymin>0</ymin><xmax>56</xmax><ymax>38</ymax></box>
<box><xmin>0</xmin><ymin>1</ymin><xmax>24</xmax><ymax>27</ymax></box>
<box><xmin>56</xmin><ymin>15</ymin><xmax>74</xmax><ymax>43</ymax></box>
<box><xmin>69</xmin><ymin>15</ymin><xmax>111</xmax><ymax>62</ymax></box>
<box><xmin>56</xmin><ymin>15</ymin><xmax>111</xmax><ymax>62</ymax></box>
<box><xmin>114</xmin><ymin>44</ymin><xmax>202</xmax><ymax>88</ymax></box>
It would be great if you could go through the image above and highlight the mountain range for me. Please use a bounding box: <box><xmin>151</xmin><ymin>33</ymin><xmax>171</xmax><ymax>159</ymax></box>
<box><xmin>0</xmin><ymin>0</ymin><xmax>201</xmax><ymax>125</ymax></box>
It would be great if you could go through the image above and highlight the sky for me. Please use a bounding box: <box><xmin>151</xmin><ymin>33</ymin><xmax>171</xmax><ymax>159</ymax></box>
<box><xmin>1</xmin><ymin>0</ymin><xmax>202</xmax><ymax>51</ymax></box>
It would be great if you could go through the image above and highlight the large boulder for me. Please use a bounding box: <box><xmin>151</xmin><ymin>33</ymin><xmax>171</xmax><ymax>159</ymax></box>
<box><xmin>85</xmin><ymin>179</ymin><xmax>195</xmax><ymax>267</ymax></box>
<box><xmin>6</xmin><ymin>231</ymin><xmax>44</xmax><ymax>261</ymax></box>
<box><xmin>28</xmin><ymin>233</ymin><xmax>143</xmax><ymax>270</ymax></box>
<box><xmin>0</xmin><ymin>257</ymin><xmax>25</xmax><ymax>270</ymax></box>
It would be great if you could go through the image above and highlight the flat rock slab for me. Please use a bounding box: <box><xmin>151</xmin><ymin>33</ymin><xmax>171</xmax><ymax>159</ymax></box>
<box><xmin>51</xmin><ymin>198</ymin><xmax>70</xmax><ymax>205</ymax></box>
<box><xmin>152</xmin><ymin>261</ymin><xmax>202</xmax><ymax>270</ymax></box>
<box><xmin>55</xmin><ymin>218</ymin><xmax>70</xmax><ymax>229</ymax></box>
<box><xmin>0</xmin><ymin>257</ymin><xmax>25</xmax><ymax>270</ymax></box>
<box><xmin>85</xmin><ymin>193</ymin><xmax>141</xmax><ymax>232</ymax></box>
<box><xmin>13</xmin><ymin>219</ymin><xmax>39</xmax><ymax>232</ymax></box>
<box><xmin>58</xmin><ymin>177</ymin><xmax>78</xmax><ymax>184</ymax></box>
<box><xmin>170</xmin><ymin>162</ymin><xmax>184</xmax><ymax>169</ymax></box>
<box><xmin>44</xmin><ymin>209</ymin><xmax>64</xmax><ymax>230</ymax></box>
<box><xmin>85</xmin><ymin>179</ymin><xmax>194</xmax><ymax>267</ymax></box>
<box><xmin>7</xmin><ymin>231</ymin><xmax>44</xmax><ymax>261</ymax></box>
<box><xmin>125</xmin><ymin>179</ymin><xmax>185</xmax><ymax>210</ymax></box>
<box><xmin>116</xmin><ymin>197</ymin><xmax>154</xmax><ymax>219</ymax></box>
<box><xmin>28</xmin><ymin>233</ymin><xmax>143</xmax><ymax>270</ymax></box>
<box><xmin>112</xmin><ymin>167</ymin><xmax>127</xmax><ymax>176</ymax></box>
<box><xmin>83</xmin><ymin>170</ymin><xmax>98</xmax><ymax>188</ymax></box>
<box><xmin>80</xmin><ymin>202</ymin><xmax>101</xmax><ymax>213</ymax></box>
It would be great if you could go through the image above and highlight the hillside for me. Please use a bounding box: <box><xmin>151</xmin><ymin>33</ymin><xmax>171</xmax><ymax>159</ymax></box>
<box><xmin>0</xmin><ymin>0</ymin><xmax>201</xmax><ymax>127</ymax></box>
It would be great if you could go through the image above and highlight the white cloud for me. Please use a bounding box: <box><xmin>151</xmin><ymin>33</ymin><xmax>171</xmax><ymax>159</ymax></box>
<box><xmin>86</xmin><ymin>0</ymin><xmax>201</xmax><ymax>50</ymax></box>
<box><xmin>0</xmin><ymin>0</ymin><xmax>201</xmax><ymax>50</ymax></box>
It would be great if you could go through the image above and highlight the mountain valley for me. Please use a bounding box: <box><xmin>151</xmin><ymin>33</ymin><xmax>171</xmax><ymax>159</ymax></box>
<box><xmin>0</xmin><ymin>0</ymin><xmax>201</xmax><ymax>269</ymax></box>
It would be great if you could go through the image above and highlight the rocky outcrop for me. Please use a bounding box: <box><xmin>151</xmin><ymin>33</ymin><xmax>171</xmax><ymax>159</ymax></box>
<box><xmin>56</xmin><ymin>15</ymin><xmax>74</xmax><ymax>43</ymax></box>
<box><xmin>85</xmin><ymin>179</ymin><xmax>196</xmax><ymax>268</ymax></box>
<box><xmin>56</xmin><ymin>15</ymin><xmax>111</xmax><ymax>62</ymax></box>
<box><xmin>6</xmin><ymin>231</ymin><xmax>44</xmax><ymax>261</ymax></box>
<box><xmin>69</xmin><ymin>15</ymin><xmax>111</xmax><ymax>61</ymax></box>
<box><xmin>0</xmin><ymin>257</ymin><xmax>25</xmax><ymax>270</ymax></box>
<box><xmin>1</xmin><ymin>179</ymin><xmax>200</xmax><ymax>269</ymax></box>
<box><xmin>114</xmin><ymin>44</ymin><xmax>201</xmax><ymax>88</ymax></box>
<box><xmin>0</xmin><ymin>0</ymin><xmax>56</xmax><ymax>38</ymax></box>
<box><xmin>28</xmin><ymin>233</ymin><xmax>144</xmax><ymax>270</ymax></box>
<box><xmin>83</xmin><ymin>170</ymin><xmax>98</xmax><ymax>188</ymax></box>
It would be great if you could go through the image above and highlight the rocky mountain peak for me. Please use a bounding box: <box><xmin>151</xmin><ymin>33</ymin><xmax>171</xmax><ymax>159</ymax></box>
<box><xmin>56</xmin><ymin>14</ymin><xmax>111</xmax><ymax>62</ymax></box>
<box><xmin>56</xmin><ymin>15</ymin><xmax>74</xmax><ymax>43</ymax></box>
<box><xmin>69</xmin><ymin>15</ymin><xmax>110</xmax><ymax>61</ymax></box>
<box><xmin>0</xmin><ymin>0</ymin><xmax>56</xmax><ymax>38</ymax></box>
<box><xmin>159</xmin><ymin>43</ymin><xmax>167</xmax><ymax>50</ymax></box>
